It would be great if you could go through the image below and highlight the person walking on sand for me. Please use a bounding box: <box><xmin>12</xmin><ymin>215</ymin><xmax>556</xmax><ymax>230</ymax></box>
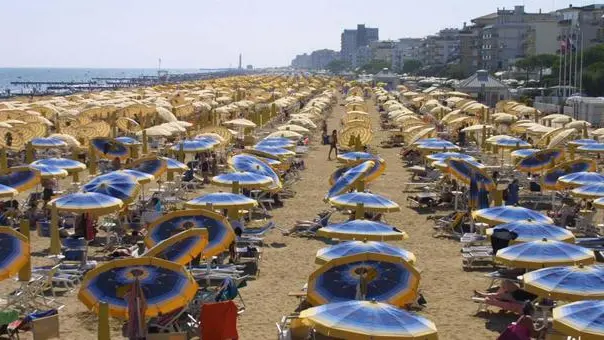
<box><xmin>328</xmin><ymin>130</ymin><xmax>338</xmax><ymax>160</ymax></box>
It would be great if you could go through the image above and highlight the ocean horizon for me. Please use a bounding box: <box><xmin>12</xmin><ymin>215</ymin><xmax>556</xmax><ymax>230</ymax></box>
<box><xmin>0</xmin><ymin>67</ymin><xmax>225</xmax><ymax>93</ymax></box>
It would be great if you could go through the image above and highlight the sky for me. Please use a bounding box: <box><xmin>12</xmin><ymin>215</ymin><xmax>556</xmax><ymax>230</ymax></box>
<box><xmin>0</xmin><ymin>0</ymin><xmax>591</xmax><ymax>69</ymax></box>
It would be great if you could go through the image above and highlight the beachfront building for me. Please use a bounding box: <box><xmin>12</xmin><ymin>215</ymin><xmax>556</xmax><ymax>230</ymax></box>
<box><xmin>310</xmin><ymin>49</ymin><xmax>339</xmax><ymax>70</ymax></box>
<box><xmin>391</xmin><ymin>38</ymin><xmax>423</xmax><ymax>72</ymax></box>
<box><xmin>369</xmin><ymin>40</ymin><xmax>396</xmax><ymax>66</ymax></box>
<box><xmin>341</xmin><ymin>24</ymin><xmax>379</xmax><ymax>67</ymax></box>
<box><xmin>418</xmin><ymin>29</ymin><xmax>461</xmax><ymax>67</ymax></box>
<box><xmin>555</xmin><ymin>4</ymin><xmax>604</xmax><ymax>51</ymax></box>
<box><xmin>456</xmin><ymin>69</ymin><xmax>510</xmax><ymax>106</ymax></box>
<box><xmin>466</xmin><ymin>6</ymin><xmax>559</xmax><ymax>71</ymax></box>
<box><xmin>373</xmin><ymin>68</ymin><xmax>400</xmax><ymax>90</ymax></box>
<box><xmin>291</xmin><ymin>53</ymin><xmax>312</xmax><ymax>69</ymax></box>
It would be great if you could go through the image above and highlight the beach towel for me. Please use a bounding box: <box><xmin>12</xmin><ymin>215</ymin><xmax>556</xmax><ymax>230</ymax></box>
<box><xmin>199</xmin><ymin>301</ymin><xmax>238</xmax><ymax>340</ymax></box>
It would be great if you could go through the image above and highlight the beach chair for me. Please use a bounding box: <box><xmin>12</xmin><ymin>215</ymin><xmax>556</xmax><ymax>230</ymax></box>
<box><xmin>286</xmin><ymin>211</ymin><xmax>333</xmax><ymax>236</ymax></box>
<box><xmin>462</xmin><ymin>251</ymin><xmax>493</xmax><ymax>271</ymax></box>
<box><xmin>31</xmin><ymin>314</ymin><xmax>60</xmax><ymax>340</ymax></box>
<box><xmin>432</xmin><ymin>212</ymin><xmax>465</xmax><ymax>238</ymax></box>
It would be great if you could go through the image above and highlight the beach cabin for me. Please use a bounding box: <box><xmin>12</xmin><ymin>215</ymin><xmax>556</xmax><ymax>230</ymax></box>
<box><xmin>456</xmin><ymin>70</ymin><xmax>510</xmax><ymax>107</ymax></box>
<box><xmin>373</xmin><ymin>69</ymin><xmax>400</xmax><ymax>91</ymax></box>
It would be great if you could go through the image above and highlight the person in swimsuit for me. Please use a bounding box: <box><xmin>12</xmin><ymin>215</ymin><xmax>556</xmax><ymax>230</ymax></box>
<box><xmin>498</xmin><ymin>301</ymin><xmax>547</xmax><ymax>339</ymax></box>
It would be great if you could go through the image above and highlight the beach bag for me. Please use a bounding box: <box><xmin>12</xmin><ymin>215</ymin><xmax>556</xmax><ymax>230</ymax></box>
<box><xmin>497</xmin><ymin>323</ymin><xmax>529</xmax><ymax>340</ymax></box>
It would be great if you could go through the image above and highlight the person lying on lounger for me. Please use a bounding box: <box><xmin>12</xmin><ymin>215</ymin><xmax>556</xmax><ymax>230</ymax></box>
<box><xmin>474</xmin><ymin>280</ymin><xmax>537</xmax><ymax>314</ymax></box>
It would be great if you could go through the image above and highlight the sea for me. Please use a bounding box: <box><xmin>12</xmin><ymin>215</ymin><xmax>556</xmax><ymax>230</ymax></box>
<box><xmin>0</xmin><ymin>68</ymin><xmax>216</xmax><ymax>95</ymax></box>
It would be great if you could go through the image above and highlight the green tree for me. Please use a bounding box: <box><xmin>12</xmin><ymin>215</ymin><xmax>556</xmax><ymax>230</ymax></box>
<box><xmin>515</xmin><ymin>58</ymin><xmax>536</xmax><ymax>82</ymax></box>
<box><xmin>359</xmin><ymin>59</ymin><xmax>391</xmax><ymax>74</ymax></box>
<box><xmin>582</xmin><ymin>62</ymin><xmax>604</xmax><ymax>97</ymax></box>
<box><xmin>532</xmin><ymin>54</ymin><xmax>558</xmax><ymax>80</ymax></box>
<box><xmin>442</xmin><ymin>64</ymin><xmax>467</xmax><ymax>79</ymax></box>
<box><xmin>401</xmin><ymin>59</ymin><xmax>422</xmax><ymax>74</ymax></box>
<box><xmin>326</xmin><ymin>60</ymin><xmax>350</xmax><ymax>74</ymax></box>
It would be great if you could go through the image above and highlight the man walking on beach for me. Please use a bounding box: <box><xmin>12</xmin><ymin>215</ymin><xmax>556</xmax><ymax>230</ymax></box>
<box><xmin>328</xmin><ymin>129</ymin><xmax>338</xmax><ymax>160</ymax></box>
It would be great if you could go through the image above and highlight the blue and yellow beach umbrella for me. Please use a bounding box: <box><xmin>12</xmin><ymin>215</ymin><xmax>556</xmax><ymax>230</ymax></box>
<box><xmin>185</xmin><ymin>192</ymin><xmax>258</xmax><ymax>210</ymax></box>
<box><xmin>117</xmin><ymin>169</ymin><xmax>155</xmax><ymax>185</ymax></box>
<box><xmin>553</xmin><ymin>300</ymin><xmax>604</xmax><ymax>339</ymax></box>
<box><xmin>229</xmin><ymin>154</ymin><xmax>282</xmax><ymax>190</ymax></box>
<box><xmin>329</xmin><ymin>160</ymin><xmax>385</xmax><ymax>185</ymax></box>
<box><xmin>30</xmin><ymin>137</ymin><xmax>67</xmax><ymax>149</ymax></box>
<box><xmin>316</xmin><ymin>240</ymin><xmax>415</xmax><ymax>265</ymax></box>
<box><xmin>496</xmin><ymin>239</ymin><xmax>595</xmax><ymax>269</ymax></box>
<box><xmin>114</xmin><ymin>136</ymin><xmax>141</xmax><ymax>146</ymax></box>
<box><xmin>325</xmin><ymin>161</ymin><xmax>374</xmax><ymax>199</ymax></box>
<box><xmin>307</xmin><ymin>253</ymin><xmax>420</xmax><ymax>308</ymax></box>
<box><xmin>0</xmin><ymin>167</ymin><xmax>41</xmax><ymax>192</ymax></box>
<box><xmin>51</xmin><ymin>192</ymin><xmax>124</xmax><ymax>215</ymax></box>
<box><xmin>542</xmin><ymin>159</ymin><xmax>597</xmax><ymax>190</ymax></box>
<box><xmin>126</xmin><ymin>156</ymin><xmax>167</xmax><ymax>179</ymax></box>
<box><xmin>571</xmin><ymin>183</ymin><xmax>604</xmax><ymax>199</ymax></box>
<box><xmin>337</xmin><ymin>151</ymin><xmax>378</xmax><ymax>164</ymax></box>
<box><xmin>212</xmin><ymin>171</ymin><xmax>272</xmax><ymax>193</ymax></box>
<box><xmin>473</xmin><ymin>206</ymin><xmax>554</xmax><ymax>226</ymax></box>
<box><xmin>317</xmin><ymin>220</ymin><xmax>408</xmax><ymax>241</ymax></box>
<box><xmin>557</xmin><ymin>171</ymin><xmax>604</xmax><ymax>189</ymax></box>
<box><xmin>82</xmin><ymin>172</ymin><xmax>141</xmax><ymax>204</ymax></box>
<box><xmin>300</xmin><ymin>300</ymin><xmax>438</xmax><ymax>340</ymax></box>
<box><xmin>244</xmin><ymin>146</ymin><xmax>295</xmax><ymax>160</ymax></box>
<box><xmin>145</xmin><ymin>209</ymin><xmax>234</xmax><ymax>259</ymax></box>
<box><xmin>0</xmin><ymin>227</ymin><xmax>30</xmax><ymax>281</ymax></box>
<box><xmin>29</xmin><ymin>164</ymin><xmax>68</xmax><ymax>179</ymax></box>
<box><xmin>522</xmin><ymin>265</ymin><xmax>604</xmax><ymax>301</ymax></box>
<box><xmin>328</xmin><ymin>192</ymin><xmax>400</xmax><ymax>213</ymax></box>
<box><xmin>31</xmin><ymin>158</ymin><xmax>86</xmax><ymax>173</ymax></box>
<box><xmin>144</xmin><ymin>229</ymin><xmax>209</xmax><ymax>266</ymax></box>
<box><xmin>91</xmin><ymin>137</ymin><xmax>129</xmax><ymax>161</ymax></box>
<box><xmin>160</xmin><ymin>157</ymin><xmax>189</xmax><ymax>173</ymax></box>
<box><xmin>510</xmin><ymin>148</ymin><xmax>540</xmax><ymax>160</ymax></box>
<box><xmin>486</xmin><ymin>220</ymin><xmax>575</xmax><ymax>244</ymax></box>
<box><xmin>515</xmin><ymin>148</ymin><xmax>564</xmax><ymax>173</ymax></box>
<box><xmin>446</xmin><ymin>158</ymin><xmax>494</xmax><ymax>190</ymax></box>
<box><xmin>78</xmin><ymin>257</ymin><xmax>198</xmax><ymax>319</ymax></box>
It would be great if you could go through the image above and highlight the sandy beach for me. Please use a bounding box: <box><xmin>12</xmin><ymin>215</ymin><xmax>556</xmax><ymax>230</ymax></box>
<box><xmin>0</xmin><ymin>93</ymin><xmax>508</xmax><ymax>340</ymax></box>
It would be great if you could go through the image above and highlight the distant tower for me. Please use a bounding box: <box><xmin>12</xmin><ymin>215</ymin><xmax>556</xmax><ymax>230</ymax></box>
<box><xmin>238</xmin><ymin>54</ymin><xmax>242</xmax><ymax>69</ymax></box>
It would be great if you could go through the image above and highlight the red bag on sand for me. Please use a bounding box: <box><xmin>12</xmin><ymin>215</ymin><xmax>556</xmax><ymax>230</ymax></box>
<box><xmin>199</xmin><ymin>301</ymin><xmax>238</xmax><ymax>340</ymax></box>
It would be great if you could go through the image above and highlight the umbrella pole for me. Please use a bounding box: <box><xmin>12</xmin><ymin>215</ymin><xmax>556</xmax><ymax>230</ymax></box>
<box><xmin>354</xmin><ymin>203</ymin><xmax>365</xmax><ymax>220</ymax></box>
<box><xmin>89</xmin><ymin>144</ymin><xmax>97</xmax><ymax>176</ymax></box>
<box><xmin>355</xmin><ymin>179</ymin><xmax>365</xmax><ymax>192</ymax></box>
<box><xmin>18</xmin><ymin>220</ymin><xmax>31</xmax><ymax>282</ymax></box>
<box><xmin>50</xmin><ymin>203</ymin><xmax>61</xmax><ymax>255</ymax></box>
<box><xmin>98</xmin><ymin>301</ymin><xmax>110</xmax><ymax>340</ymax></box>
<box><xmin>0</xmin><ymin>149</ymin><xmax>7</xmax><ymax>175</ymax></box>
<box><xmin>232</xmin><ymin>181</ymin><xmax>240</xmax><ymax>194</ymax></box>
<box><xmin>142</xmin><ymin>130</ymin><xmax>148</xmax><ymax>155</ymax></box>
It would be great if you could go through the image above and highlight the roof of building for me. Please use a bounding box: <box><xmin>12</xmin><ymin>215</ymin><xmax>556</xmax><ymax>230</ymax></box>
<box><xmin>472</xmin><ymin>12</ymin><xmax>498</xmax><ymax>22</ymax></box>
<box><xmin>456</xmin><ymin>70</ymin><xmax>509</xmax><ymax>90</ymax></box>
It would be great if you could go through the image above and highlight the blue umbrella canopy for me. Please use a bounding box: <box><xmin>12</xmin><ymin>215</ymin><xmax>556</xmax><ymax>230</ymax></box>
<box><xmin>510</xmin><ymin>148</ymin><xmax>540</xmax><ymax>160</ymax></box>
<box><xmin>144</xmin><ymin>229</ymin><xmax>209</xmax><ymax>266</ymax></box>
<box><xmin>558</xmin><ymin>171</ymin><xmax>604</xmax><ymax>189</ymax></box>
<box><xmin>412</xmin><ymin>138</ymin><xmax>443</xmax><ymax>146</ymax></box>
<box><xmin>170</xmin><ymin>139</ymin><xmax>219</xmax><ymax>153</ymax></box>
<box><xmin>83</xmin><ymin>172</ymin><xmax>141</xmax><ymax>204</ymax></box>
<box><xmin>29</xmin><ymin>164</ymin><xmax>68</xmax><ymax>179</ymax></box>
<box><xmin>0</xmin><ymin>227</ymin><xmax>30</xmax><ymax>281</ymax></box>
<box><xmin>425</xmin><ymin>152</ymin><xmax>475</xmax><ymax>162</ymax></box>
<box><xmin>160</xmin><ymin>157</ymin><xmax>189</xmax><ymax>173</ymax></box>
<box><xmin>337</xmin><ymin>151</ymin><xmax>379</xmax><ymax>164</ymax></box>
<box><xmin>78</xmin><ymin>257</ymin><xmax>198</xmax><ymax>319</ymax></box>
<box><xmin>415</xmin><ymin>140</ymin><xmax>460</xmax><ymax>152</ymax></box>
<box><xmin>144</xmin><ymin>209</ymin><xmax>234</xmax><ymax>258</ymax></box>
<box><xmin>299</xmin><ymin>300</ymin><xmax>438</xmax><ymax>340</ymax></box>
<box><xmin>522</xmin><ymin>265</ymin><xmax>604</xmax><ymax>301</ymax></box>
<box><xmin>553</xmin><ymin>300</ymin><xmax>604</xmax><ymax>339</ymax></box>
<box><xmin>51</xmin><ymin>192</ymin><xmax>124</xmax><ymax>215</ymax></box>
<box><xmin>329</xmin><ymin>159</ymin><xmax>386</xmax><ymax>185</ymax></box>
<box><xmin>307</xmin><ymin>253</ymin><xmax>420</xmax><ymax>308</ymax></box>
<box><xmin>255</xmin><ymin>137</ymin><xmax>295</xmax><ymax>149</ymax></box>
<box><xmin>31</xmin><ymin>158</ymin><xmax>86</xmax><ymax>173</ymax></box>
<box><xmin>487</xmin><ymin>220</ymin><xmax>575</xmax><ymax>244</ymax></box>
<box><xmin>212</xmin><ymin>171</ymin><xmax>273</xmax><ymax>189</ymax></box>
<box><xmin>317</xmin><ymin>220</ymin><xmax>408</xmax><ymax>241</ymax></box>
<box><xmin>229</xmin><ymin>154</ymin><xmax>281</xmax><ymax>187</ymax></box>
<box><xmin>328</xmin><ymin>192</ymin><xmax>400</xmax><ymax>212</ymax></box>
<box><xmin>30</xmin><ymin>137</ymin><xmax>67</xmax><ymax>149</ymax></box>
<box><xmin>577</xmin><ymin>143</ymin><xmax>604</xmax><ymax>153</ymax></box>
<box><xmin>91</xmin><ymin>137</ymin><xmax>129</xmax><ymax>160</ymax></box>
<box><xmin>0</xmin><ymin>184</ymin><xmax>18</xmax><ymax>198</ymax></box>
<box><xmin>325</xmin><ymin>161</ymin><xmax>374</xmax><ymax>199</ymax></box>
<box><xmin>543</xmin><ymin>159</ymin><xmax>597</xmax><ymax>190</ymax></box>
<box><xmin>490</xmin><ymin>137</ymin><xmax>532</xmax><ymax>148</ymax></box>
<box><xmin>117</xmin><ymin>169</ymin><xmax>155</xmax><ymax>185</ymax></box>
<box><xmin>114</xmin><ymin>136</ymin><xmax>141</xmax><ymax>146</ymax></box>
<box><xmin>445</xmin><ymin>158</ymin><xmax>495</xmax><ymax>190</ymax></box>
<box><xmin>473</xmin><ymin>206</ymin><xmax>554</xmax><ymax>225</ymax></box>
<box><xmin>495</xmin><ymin>239</ymin><xmax>595</xmax><ymax>269</ymax></box>
<box><xmin>568</xmin><ymin>139</ymin><xmax>598</xmax><ymax>147</ymax></box>
<box><xmin>0</xmin><ymin>167</ymin><xmax>41</xmax><ymax>192</ymax></box>
<box><xmin>316</xmin><ymin>241</ymin><xmax>416</xmax><ymax>265</ymax></box>
<box><xmin>515</xmin><ymin>148</ymin><xmax>564</xmax><ymax>173</ymax></box>
<box><xmin>126</xmin><ymin>156</ymin><xmax>167</xmax><ymax>178</ymax></box>
<box><xmin>245</xmin><ymin>146</ymin><xmax>295</xmax><ymax>160</ymax></box>
<box><xmin>185</xmin><ymin>192</ymin><xmax>258</xmax><ymax>210</ymax></box>
<box><xmin>571</xmin><ymin>183</ymin><xmax>604</xmax><ymax>199</ymax></box>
